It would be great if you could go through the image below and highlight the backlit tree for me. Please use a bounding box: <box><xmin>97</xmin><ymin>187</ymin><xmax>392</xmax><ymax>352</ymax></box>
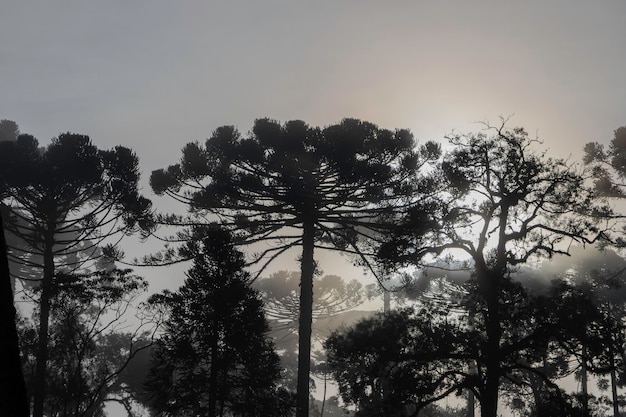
<box><xmin>378</xmin><ymin>121</ymin><xmax>612</xmax><ymax>417</ymax></box>
<box><xmin>150</xmin><ymin>118</ymin><xmax>439</xmax><ymax>417</ymax></box>
<box><xmin>0</xmin><ymin>131</ymin><xmax>153</xmax><ymax>417</ymax></box>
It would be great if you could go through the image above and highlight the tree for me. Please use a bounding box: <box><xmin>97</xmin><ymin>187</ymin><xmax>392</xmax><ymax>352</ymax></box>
<box><xmin>584</xmin><ymin>125</ymin><xmax>626</xmax><ymax>198</ymax></box>
<box><xmin>18</xmin><ymin>268</ymin><xmax>155</xmax><ymax>417</ymax></box>
<box><xmin>326</xmin><ymin>304</ymin><xmax>475</xmax><ymax>417</ymax></box>
<box><xmin>144</xmin><ymin>227</ymin><xmax>293</xmax><ymax>417</ymax></box>
<box><xmin>539</xmin><ymin>246</ymin><xmax>626</xmax><ymax>417</ymax></box>
<box><xmin>0</xmin><ymin>131</ymin><xmax>153</xmax><ymax>417</ymax></box>
<box><xmin>0</xmin><ymin>119</ymin><xmax>19</xmax><ymax>142</ymax></box>
<box><xmin>0</xmin><ymin>210</ymin><xmax>29</xmax><ymax>416</ymax></box>
<box><xmin>254</xmin><ymin>271</ymin><xmax>368</xmax><ymax>392</ymax></box>
<box><xmin>378</xmin><ymin>121</ymin><xmax>611</xmax><ymax>417</ymax></box>
<box><xmin>150</xmin><ymin>118</ymin><xmax>439</xmax><ymax>417</ymax></box>
<box><xmin>326</xmin><ymin>273</ymin><xmax>605</xmax><ymax>417</ymax></box>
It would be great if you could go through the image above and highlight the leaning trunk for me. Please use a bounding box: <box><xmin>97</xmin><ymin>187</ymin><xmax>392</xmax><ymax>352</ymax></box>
<box><xmin>32</xmin><ymin>229</ymin><xmax>56</xmax><ymax>417</ymax></box>
<box><xmin>296</xmin><ymin>219</ymin><xmax>316</xmax><ymax>417</ymax></box>
<box><xmin>0</xmin><ymin>211</ymin><xmax>30</xmax><ymax>417</ymax></box>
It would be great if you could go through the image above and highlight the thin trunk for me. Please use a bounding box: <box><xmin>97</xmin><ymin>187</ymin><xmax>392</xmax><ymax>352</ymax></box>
<box><xmin>581</xmin><ymin>344</ymin><xmax>589</xmax><ymax>417</ymax></box>
<box><xmin>465</xmin><ymin>390</ymin><xmax>474</xmax><ymax>417</ymax></box>
<box><xmin>383</xmin><ymin>288</ymin><xmax>390</xmax><ymax>313</ymax></box>
<box><xmin>610</xmin><ymin>341</ymin><xmax>619</xmax><ymax>417</ymax></box>
<box><xmin>208</xmin><ymin>318</ymin><xmax>219</xmax><ymax>417</ymax></box>
<box><xmin>0</xmin><ymin>212</ymin><xmax>30</xmax><ymax>417</ymax></box>
<box><xmin>33</xmin><ymin>228</ymin><xmax>56</xmax><ymax>417</ymax></box>
<box><xmin>296</xmin><ymin>219</ymin><xmax>315</xmax><ymax>417</ymax></box>
<box><xmin>320</xmin><ymin>373</ymin><xmax>327</xmax><ymax>417</ymax></box>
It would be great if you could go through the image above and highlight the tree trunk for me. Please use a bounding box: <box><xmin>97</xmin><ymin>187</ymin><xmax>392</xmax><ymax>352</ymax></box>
<box><xmin>479</xmin><ymin>270</ymin><xmax>501</xmax><ymax>417</ymax></box>
<box><xmin>466</xmin><ymin>389</ymin><xmax>475</xmax><ymax>417</ymax></box>
<box><xmin>610</xmin><ymin>340</ymin><xmax>619</xmax><ymax>417</ymax></box>
<box><xmin>320</xmin><ymin>372</ymin><xmax>327</xmax><ymax>417</ymax></box>
<box><xmin>296</xmin><ymin>219</ymin><xmax>316</xmax><ymax>417</ymax></box>
<box><xmin>0</xmin><ymin>212</ymin><xmax>30</xmax><ymax>417</ymax></box>
<box><xmin>581</xmin><ymin>344</ymin><xmax>589</xmax><ymax>417</ymax></box>
<box><xmin>33</xmin><ymin>229</ymin><xmax>56</xmax><ymax>417</ymax></box>
<box><xmin>383</xmin><ymin>288</ymin><xmax>390</xmax><ymax>313</ymax></box>
<box><xmin>208</xmin><ymin>318</ymin><xmax>219</xmax><ymax>417</ymax></box>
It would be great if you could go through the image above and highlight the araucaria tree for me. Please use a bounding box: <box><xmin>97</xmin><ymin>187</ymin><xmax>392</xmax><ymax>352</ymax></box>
<box><xmin>0</xmin><ymin>131</ymin><xmax>153</xmax><ymax>417</ymax></box>
<box><xmin>379</xmin><ymin>122</ymin><xmax>611</xmax><ymax>417</ymax></box>
<box><xmin>144</xmin><ymin>228</ymin><xmax>292</xmax><ymax>417</ymax></box>
<box><xmin>150</xmin><ymin>118</ymin><xmax>439</xmax><ymax>417</ymax></box>
<box><xmin>254</xmin><ymin>271</ymin><xmax>366</xmax><ymax>390</ymax></box>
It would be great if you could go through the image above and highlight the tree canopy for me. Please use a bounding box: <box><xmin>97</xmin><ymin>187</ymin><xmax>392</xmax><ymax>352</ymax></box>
<box><xmin>0</xmin><ymin>128</ymin><xmax>153</xmax><ymax>417</ymax></box>
<box><xmin>145</xmin><ymin>228</ymin><xmax>292</xmax><ymax>417</ymax></box>
<box><xmin>150</xmin><ymin>117</ymin><xmax>439</xmax><ymax>417</ymax></box>
<box><xmin>376</xmin><ymin>121</ymin><xmax>614</xmax><ymax>417</ymax></box>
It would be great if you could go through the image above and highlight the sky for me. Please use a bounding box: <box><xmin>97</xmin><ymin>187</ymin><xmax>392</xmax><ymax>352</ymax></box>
<box><xmin>2</xmin><ymin>1</ymin><xmax>626</xmax><ymax>414</ymax></box>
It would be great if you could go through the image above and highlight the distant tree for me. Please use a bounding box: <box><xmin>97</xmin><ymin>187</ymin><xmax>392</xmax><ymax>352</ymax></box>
<box><xmin>144</xmin><ymin>228</ymin><xmax>293</xmax><ymax>417</ymax></box>
<box><xmin>150</xmin><ymin>117</ymin><xmax>440</xmax><ymax>417</ymax></box>
<box><xmin>254</xmin><ymin>270</ymin><xmax>366</xmax><ymax>391</ymax></box>
<box><xmin>18</xmin><ymin>268</ymin><xmax>155</xmax><ymax>417</ymax></box>
<box><xmin>378</xmin><ymin>120</ymin><xmax>612</xmax><ymax>417</ymax></box>
<box><xmin>0</xmin><ymin>119</ymin><xmax>19</xmax><ymax>142</ymax></box>
<box><xmin>541</xmin><ymin>246</ymin><xmax>626</xmax><ymax>417</ymax></box>
<box><xmin>0</xmin><ymin>210</ymin><xmax>29</xmax><ymax>416</ymax></box>
<box><xmin>0</xmin><ymin>131</ymin><xmax>153</xmax><ymax>417</ymax></box>
<box><xmin>584</xmin><ymin>125</ymin><xmax>626</xmax><ymax>198</ymax></box>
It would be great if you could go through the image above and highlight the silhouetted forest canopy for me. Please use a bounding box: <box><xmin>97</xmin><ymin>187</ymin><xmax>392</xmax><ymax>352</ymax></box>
<box><xmin>3</xmin><ymin>118</ymin><xmax>626</xmax><ymax>417</ymax></box>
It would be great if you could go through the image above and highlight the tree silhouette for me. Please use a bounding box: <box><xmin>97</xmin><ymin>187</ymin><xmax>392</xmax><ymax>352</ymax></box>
<box><xmin>254</xmin><ymin>271</ymin><xmax>366</xmax><ymax>391</ymax></box>
<box><xmin>584</xmin><ymin>125</ymin><xmax>626</xmax><ymax>198</ymax></box>
<box><xmin>538</xmin><ymin>246</ymin><xmax>626</xmax><ymax>416</ymax></box>
<box><xmin>0</xmin><ymin>131</ymin><xmax>153</xmax><ymax>417</ymax></box>
<box><xmin>326</xmin><ymin>273</ymin><xmax>606</xmax><ymax>417</ymax></box>
<box><xmin>150</xmin><ymin>118</ymin><xmax>439</xmax><ymax>417</ymax></box>
<box><xmin>18</xmin><ymin>268</ymin><xmax>154</xmax><ymax>417</ymax></box>
<box><xmin>0</xmin><ymin>210</ymin><xmax>29</xmax><ymax>416</ymax></box>
<box><xmin>0</xmin><ymin>119</ymin><xmax>19</xmax><ymax>142</ymax></box>
<box><xmin>144</xmin><ymin>227</ymin><xmax>292</xmax><ymax>417</ymax></box>
<box><xmin>378</xmin><ymin>121</ymin><xmax>612</xmax><ymax>417</ymax></box>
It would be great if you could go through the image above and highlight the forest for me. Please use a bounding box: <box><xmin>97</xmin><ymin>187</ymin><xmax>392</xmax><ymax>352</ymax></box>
<box><xmin>2</xmin><ymin>117</ymin><xmax>626</xmax><ymax>417</ymax></box>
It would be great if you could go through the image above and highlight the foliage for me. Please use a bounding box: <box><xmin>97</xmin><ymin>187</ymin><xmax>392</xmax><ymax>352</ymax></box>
<box><xmin>0</xmin><ymin>119</ymin><xmax>19</xmax><ymax>142</ymax></box>
<box><xmin>0</xmin><ymin>123</ymin><xmax>154</xmax><ymax>417</ymax></box>
<box><xmin>18</xmin><ymin>268</ymin><xmax>154</xmax><ymax>417</ymax></box>
<box><xmin>325</xmin><ymin>273</ymin><xmax>617</xmax><ymax>417</ymax></box>
<box><xmin>150</xmin><ymin>117</ymin><xmax>439</xmax><ymax>417</ymax></box>
<box><xmin>376</xmin><ymin>120</ymin><xmax>613</xmax><ymax>417</ymax></box>
<box><xmin>144</xmin><ymin>228</ymin><xmax>293</xmax><ymax>417</ymax></box>
<box><xmin>254</xmin><ymin>270</ymin><xmax>367</xmax><ymax>391</ymax></box>
<box><xmin>584</xmin><ymin>125</ymin><xmax>626</xmax><ymax>198</ymax></box>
